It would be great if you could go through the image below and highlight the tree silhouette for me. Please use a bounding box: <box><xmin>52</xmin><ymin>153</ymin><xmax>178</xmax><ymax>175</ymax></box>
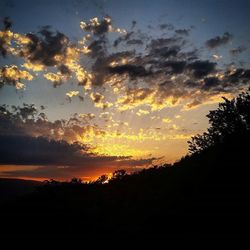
<box><xmin>111</xmin><ymin>169</ymin><xmax>127</xmax><ymax>181</ymax></box>
<box><xmin>70</xmin><ymin>177</ymin><xmax>82</xmax><ymax>184</ymax></box>
<box><xmin>94</xmin><ymin>174</ymin><xmax>109</xmax><ymax>184</ymax></box>
<box><xmin>188</xmin><ymin>88</ymin><xmax>250</xmax><ymax>154</ymax></box>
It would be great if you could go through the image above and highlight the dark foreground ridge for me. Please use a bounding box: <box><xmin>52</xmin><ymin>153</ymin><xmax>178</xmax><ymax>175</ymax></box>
<box><xmin>1</xmin><ymin>89</ymin><xmax>250</xmax><ymax>247</ymax></box>
<box><xmin>0</xmin><ymin>178</ymin><xmax>42</xmax><ymax>203</ymax></box>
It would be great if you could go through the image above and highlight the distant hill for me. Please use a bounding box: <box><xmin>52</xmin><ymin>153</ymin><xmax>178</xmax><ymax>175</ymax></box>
<box><xmin>0</xmin><ymin>178</ymin><xmax>42</xmax><ymax>203</ymax></box>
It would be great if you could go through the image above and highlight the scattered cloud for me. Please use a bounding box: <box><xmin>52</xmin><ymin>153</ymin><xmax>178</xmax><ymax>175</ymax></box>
<box><xmin>0</xmin><ymin>65</ymin><xmax>33</xmax><ymax>89</ymax></box>
<box><xmin>0</xmin><ymin>15</ymin><xmax>250</xmax><ymax>180</ymax></box>
<box><xmin>205</xmin><ymin>32</ymin><xmax>233</xmax><ymax>49</ymax></box>
<box><xmin>1</xmin><ymin>17</ymin><xmax>249</xmax><ymax>113</ymax></box>
<box><xmin>230</xmin><ymin>46</ymin><xmax>247</xmax><ymax>56</ymax></box>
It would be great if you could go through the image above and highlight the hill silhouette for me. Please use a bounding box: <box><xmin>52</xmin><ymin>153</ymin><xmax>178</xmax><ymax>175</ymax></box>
<box><xmin>1</xmin><ymin>89</ymin><xmax>250</xmax><ymax>247</ymax></box>
<box><xmin>0</xmin><ymin>178</ymin><xmax>42</xmax><ymax>204</ymax></box>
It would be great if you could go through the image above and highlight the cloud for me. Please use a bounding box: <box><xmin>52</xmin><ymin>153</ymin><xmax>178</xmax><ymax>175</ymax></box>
<box><xmin>79</xmin><ymin>113</ymin><xmax>95</xmax><ymax>120</ymax></box>
<box><xmin>0</xmin><ymin>134</ymin><xmax>155</xmax><ymax>179</ymax></box>
<box><xmin>0</xmin><ymin>65</ymin><xmax>33</xmax><ymax>89</ymax></box>
<box><xmin>159</xmin><ymin>23</ymin><xmax>174</xmax><ymax>30</ymax></box>
<box><xmin>202</xmin><ymin>77</ymin><xmax>220</xmax><ymax>90</ymax></box>
<box><xmin>90</xmin><ymin>92</ymin><xmax>104</xmax><ymax>103</ymax></box>
<box><xmin>66</xmin><ymin>90</ymin><xmax>79</xmax><ymax>98</ymax></box>
<box><xmin>126</xmin><ymin>39</ymin><xmax>143</xmax><ymax>45</ymax></box>
<box><xmin>88</xmin><ymin>39</ymin><xmax>106</xmax><ymax>58</ymax></box>
<box><xmin>230</xmin><ymin>46</ymin><xmax>247</xmax><ymax>56</ymax></box>
<box><xmin>80</xmin><ymin>16</ymin><xmax>112</xmax><ymax>36</ymax></box>
<box><xmin>90</xmin><ymin>50</ymin><xmax>135</xmax><ymax>85</ymax></box>
<box><xmin>117</xmin><ymin>88</ymin><xmax>155</xmax><ymax>111</ymax></box>
<box><xmin>187</xmin><ymin>60</ymin><xmax>216</xmax><ymax>78</ymax></box>
<box><xmin>175</xmin><ymin>29</ymin><xmax>190</xmax><ymax>36</ymax></box>
<box><xmin>149</xmin><ymin>45</ymin><xmax>180</xmax><ymax>59</ymax></box>
<box><xmin>136</xmin><ymin>109</ymin><xmax>150</xmax><ymax>116</ymax></box>
<box><xmin>89</xmin><ymin>92</ymin><xmax>112</xmax><ymax>109</ymax></box>
<box><xmin>0</xmin><ymin>16</ymin><xmax>250</xmax><ymax>112</ymax></box>
<box><xmin>113</xmin><ymin>31</ymin><xmax>134</xmax><ymax>47</ymax></box>
<box><xmin>3</xmin><ymin>17</ymin><xmax>12</xmax><ymax>30</ymax></box>
<box><xmin>1</xmin><ymin>16</ymin><xmax>250</xmax><ymax>180</ymax></box>
<box><xmin>0</xmin><ymin>104</ymin><xmax>103</xmax><ymax>143</ymax></box>
<box><xmin>0</xmin><ymin>17</ymin><xmax>12</xmax><ymax>57</ymax></box>
<box><xmin>0</xmin><ymin>20</ymin><xmax>92</xmax><ymax>89</ymax></box>
<box><xmin>43</xmin><ymin>72</ymin><xmax>66</xmax><ymax>87</ymax></box>
<box><xmin>148</xmin><ymin>37</ymin><xmax>183</xmax><ymax>50</ymax></box>
<box><xmin>108</xmin><ymin>64</ymin><xmax>150</xmax><ymax>78</ymax></box>
<box><xmin>0</xmin><ymin>104</ymin><xmax>156</xmax><ymax>179</ymax></box>
<box><xmin>224</xmin><ymin>68</ymin><xmax>250</xmax><ymax>84</ymax></box>
<box><xmin>22</xmin><ymin>27</ymin><xmax>70</xmax><ymax>67</ymax></box>
<box><xmin>205</xmin><ymin>32</ymin><xmax>233</xmax><ymax>49</ymax></box>
<box><xmin>162</xmin><ymin>61</ymin><xmax>187</xmax><ymax>74</ymax></box>
<box><xmin>162</xmin><ymin>117</ymin><xmax>172</xmax><ymax>123</ymax></box>
<box><xmin>212</xmin><ymin>54</ymin><xmax>222</xmax><ymax>60</ymax></box>
<box><xmin>0</xmin><ymin>134</ymin><xmax>88</xmax><ymax>166</ymax></box>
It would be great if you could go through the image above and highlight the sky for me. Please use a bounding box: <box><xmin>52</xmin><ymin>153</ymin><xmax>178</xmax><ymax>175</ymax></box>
<box><xmin>0</xmin><ymin>0</ymin><xmax>250</xmax><ymax>181</ymax></box>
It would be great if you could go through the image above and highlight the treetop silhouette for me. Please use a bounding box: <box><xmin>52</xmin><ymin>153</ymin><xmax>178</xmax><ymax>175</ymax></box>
<box><xmin>188</xmin><ymin>88</ymin><xmax>250</xmax><ymax>154</ymax></box>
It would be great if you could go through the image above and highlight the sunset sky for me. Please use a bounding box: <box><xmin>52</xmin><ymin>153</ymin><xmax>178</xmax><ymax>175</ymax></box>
<box><xmin>0</xmin><ymin>0</ymin><xmax>250</xmax><ymax>181</ymax></box>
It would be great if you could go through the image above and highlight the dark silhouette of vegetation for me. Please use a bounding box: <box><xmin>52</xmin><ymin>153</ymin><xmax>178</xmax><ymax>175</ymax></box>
<box><xmin>1</xmin><ymin>89</ymin><xmax>250</xmax><ymax>246</ymax></box>
<box><xmin>188</xmin><ymin>89</ymin><xmax>250</xmax><ymax>153</ymax></box>
<box><xmin>94</xmin><ymin>174</ymin><xmax>109</xmax><ymax>184</ymax></box>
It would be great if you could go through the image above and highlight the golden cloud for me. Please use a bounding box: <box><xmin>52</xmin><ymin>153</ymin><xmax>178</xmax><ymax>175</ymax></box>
<box><xmin>0</xmin><ymin>65</ymin><xmax>33</xmax><ymax>89</ymax></box>
<box><xmin>66</xmin><ymin>90</ymin><xmax>79</xmax><ymax>98</ymax></box>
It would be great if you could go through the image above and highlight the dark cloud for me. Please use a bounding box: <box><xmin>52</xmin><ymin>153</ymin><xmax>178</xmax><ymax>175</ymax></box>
<box><xmin>175</xmin><ymin>29</ymin><xmax>190</xmax><ymax>36</ymax></box>
<box><xmin>22</xmin><ymin>27</ymin><xmax>69</xmax><ymax>67</ymax></box>
<box><xmin>202</xmin><ymin>77</ymin><xmax>220</xmax><ymax>90</ymax></box>
<box><xmin>91</xmin><ymin>51</ymin><xmax>135</xmax><ymax>85</ymax></box>
<box><xmin>113</xmin><ymin>29</ymin><xmax>148</xmax><ymax>48</ymax></box>
<box><xmin>187</xmin><ymin>60</ymin><xmax>216</xmax><ymax>78</ymax></box>
<box><xmin>126</xmin><ymin>39</ymin><xmax>143</xmax><ymax>45</ymax></box>
<box><xmin>0</xmin><ymin>17</ymin><xmax>12</xmax><ymax>57</ymax></box>
<box><xmin>90</xmin><ymin>92</ymin><xmax>104</xmax><ymax>103</ymax></box>
<box><xmin>230</xmin><ymin>46</ymin><xmax>247</xmax><ymax>56</ymax></box>
<box><xmin>225</xmin><ymin>68</ymin><xmax>250</xmax><ymax>84</ymax></box>
<box><xmin>83</xmin><ymin>21</ymin><xmax>249</xmax><ymax>108</ymax></box>
<box><xmin>163</xmin><ymin>61</ymin><xmax>187</xmax><ymax>74</ymax></box>
<box><xmin>88</xmin><ymin>39</ymin><xmax>106</xmax><ymax>58</ymax></box>
<box><xmin>184</xmin><ymin>80</ymin><xmax>199</xmax><ymax>88</ymax></box>
<box><xmin>90</xmin><ymin>58</ymin><xmax>108</xmax><ymax>85</ymax></box>
<box><xmin>159</xmin><ymin>23</ymin><xmax>174</xmax><ymax>30</ymax></box>
<box><xmin>0</xmin><ymin>104</ymin><xmax>100</xmax><ymax>142</ymax></box>
<box><xmin>113</xmin><ymin>32</ymin><xmax>134</xmax><ymax>47</ymax></box>
<box><xmin>0</xmin><ymin>134</ymin><xmax>88</xmax><ymax>166</ymax></box>
<box><xmin>131</xmin><ymin>20</ymin><xmax>137</xmax><ymax>29</ymax></box>
<box><xmin>108</xmin><ymin>64</ymin><xmax>150</xmax><ymax>78</ymax></box>
<box><xmin>0</xmin><ymin>40</ymin><xmax>7</xmax><ymax>57</ymax></box>
<box><xmin>3</xmin><ymin>17</ymin><xmax>12</xmax><ymax>31</ymax></box>
<box><xmin>87</xmin><ymin>24</ymin><xmax>249</xmax><ymax>106</ymax></box>
<box><xmin>59</xmin><ymin>64</ymin><xmax>71</xmax><ymax>75</ymax></box>
<box><xmin>80</xmin><ymin>16</ymin><xmax>112</xmax><ymax>36</ymax></box>
<box><xmin>206</xmin><ymin>32</ymin><xmax>233</xmax><ymax>49</ymax></box>
<box><xmin>150</xmin><ymin>46</ymin><xmax>180</xmax><ymax>59</ymax></box>
<box><xmin>148</xmin><ymin>37</ymin><xmax>183</xmax><ymax>50</ymax></box>
<box><xmin>0</xmin><ymin>104</ymin><xmax>156</xmax><ymax>178</ymax></box>
<box><xmin>0</xmin><ymin>134</ymin><xmax>155</xmax><ymax>179</ymax></box>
